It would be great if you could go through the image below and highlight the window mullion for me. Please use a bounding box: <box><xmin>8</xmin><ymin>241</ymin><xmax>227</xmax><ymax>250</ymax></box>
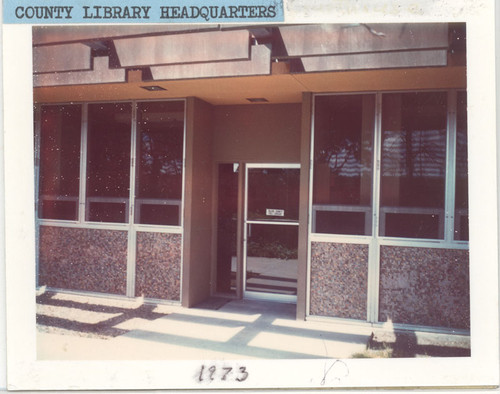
<box><xmin>79</xmin><ymin>103</ymin><xmax>88</xmax><ymax>223</ymax></box>
<box><xmin>367</xmin><ymin>92</ymin><xmax>382</xmax><ymax>323</ymax></box>
<box><xmin>128</xmin><ymin>102</ymin><xmax>138</xmax><ymax>225</ymax></box>
<box><xmin>126</xmin><ymin>102</ymin><xmax>138</xmax><ymax>298</ymax></box>
<box><xmin>445</xmin><ymin>90</ymin><xmax>458</xmax><ymax>243</ymax></box>
<box><xmin>34</xmin><ymin>105</ymin><xmax>41</xmax><ymax>288</ymax></box>
<box><xmin>34</xmin><ymin>105</ymin><xmax>41</xmax><ymax>217</ymax></box>
<box><xmin>372</xmin><ymin>93</ymin><xmax>382</xmax><ymax>239</ymax></box>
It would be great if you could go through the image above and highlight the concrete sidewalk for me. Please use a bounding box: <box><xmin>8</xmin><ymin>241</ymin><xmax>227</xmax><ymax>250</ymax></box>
<box><xmin>36</xmin><ymin>291</ymin><xmax>470</xmax><ymax>360</ymax></box>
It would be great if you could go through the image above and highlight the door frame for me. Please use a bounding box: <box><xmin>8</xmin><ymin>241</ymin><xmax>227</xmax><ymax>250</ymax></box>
<box><xmin>243</xmin><ymin>163</ymin><xmax>301</xmax><ymax>303</ymax></box>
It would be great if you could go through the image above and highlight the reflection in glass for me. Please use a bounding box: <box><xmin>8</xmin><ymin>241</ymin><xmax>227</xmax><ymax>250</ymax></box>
<box><xmin>38</xmin><ymin>105</ymin><xmax>82</xmax><ymax>220</ymax></box>
<box><xmin>135</xmin><ymin>101</ymin><xmax>184</xmax><ymax>226</ymax></box>
<box><xmin>86</xmin><ymin>103</ymin><xmax>132</xmax><ymax>223</ymax></box>
<box><xmin>246</xmin><ymin>224</ymin><xmax>298</xmax><ymax>296</ymax></box>
<box><xmin>312</xmin><ymin>94</ymin><xmax>375</xmax><ymax>235</ymax></box>
<box><xmin>380</xmin><ymin>92</ymin><xmax>447</xmax><ymax>239</ymax></box>
<box><xmin>247</xmin><ymin>168</ymin><xmax>300</xmax><ymax>222</ymax></box>
<box><xmin>455</xmin><ymin>91</ymin><xmax>468</xmax><ymax>241</ymax></box>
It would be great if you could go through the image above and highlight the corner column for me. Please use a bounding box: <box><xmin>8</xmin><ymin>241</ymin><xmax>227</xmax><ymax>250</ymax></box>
<box><xmin>297</xmin><ymin>92</ymin><xmax>313</xmax><ymax>320</ymax></box>
<box><xmin>182</xmin><ymin>97</ymin><xmax>214</xmax><ymax>307</ymax></box>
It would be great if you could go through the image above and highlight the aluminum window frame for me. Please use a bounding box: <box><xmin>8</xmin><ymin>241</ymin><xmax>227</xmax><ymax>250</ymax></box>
<box><xmin>35</xmin><ymin>99</ymin><xmax>186</xmax><ymax>230</ymax></box>
<box><xmin>35</xmin><ymin>102</ymin><xmax>85</xmax><ymax>224</ymax></box>
<box><xmin>308</xmin><ymin>89</ymin><xmax>469</xmax><ymax>323</ymax></box>
<box><xmin>310</xmin><ymin>92</ymin><xmax>377</xmax><ymax>239</ymax></box>
<box><xmin>310</xmin><ymin>89</ymin><xmax>469</xmax><ymax>248</ymax></box>
<box><xmin>34</xmin><ymin>98</ymin><xmax>187</xmax><ymax>300</ymax></box>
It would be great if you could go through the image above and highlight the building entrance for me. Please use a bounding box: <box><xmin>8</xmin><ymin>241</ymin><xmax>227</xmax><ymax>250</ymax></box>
<box><xmin>243</xmin><ymin>164</ymin><xmax>300</xmax><ymax>302</ymax></box>
<box><xmin>215</xmin><ymin>163</ymin><xmax>300</xmax><ymax>302</ymax></box>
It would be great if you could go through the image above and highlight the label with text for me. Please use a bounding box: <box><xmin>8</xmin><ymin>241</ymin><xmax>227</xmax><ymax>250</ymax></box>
<box><xmin>266</xmin><ymin>208</ymin><xmax>285</xmax><ymax>217</ymax></box>
<box><xmin>4</xmin><ymin>0</ymin><xmax>284</xmax><ymax>23</ymax></box>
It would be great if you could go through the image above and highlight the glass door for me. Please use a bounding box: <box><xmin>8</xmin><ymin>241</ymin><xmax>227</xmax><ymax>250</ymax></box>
<box><xmin>244</xmin><ymin>164</ymin><xmax>300</xmax><ymax>302</ymax></box>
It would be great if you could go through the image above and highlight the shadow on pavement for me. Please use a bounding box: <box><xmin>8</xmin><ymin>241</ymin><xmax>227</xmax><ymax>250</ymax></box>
<box><xmin>36</xmin><ymin>292</ymin><xmax>168</xmax><ymax>338</ymax></box>
<box><xmin>368</xmin><ymin>330</ymin><xmax>471</xmax><ymax>358</ymax></box>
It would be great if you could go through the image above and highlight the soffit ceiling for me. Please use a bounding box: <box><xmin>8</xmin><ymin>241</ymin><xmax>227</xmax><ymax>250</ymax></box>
<box><xmin>33</xmin><ymin>66</ymin><xmax>467</xmax><ymax>105</ymax></box>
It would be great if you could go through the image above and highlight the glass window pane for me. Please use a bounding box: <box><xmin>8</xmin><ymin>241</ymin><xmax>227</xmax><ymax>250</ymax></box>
<box><xmin>246</xmin><ymin>223</ymin><xmax>298</xmax><ymax>296</ymax></box>
<box><xmin>135</xmin><ymin>101</ymin><xmax>184</xmax><ymax>226</ymax></box>
<box><xmin>86</xmin><ymin>103</ymin><xmax>132</xmax><ymax>223</ymax></box>
<box><xmin>380</xmin><ymin>92</ymin><xmax>447</xmax><ymax>239</ymax></box>
<box><xmin>247</xmin><ymin>168</ymin><xmax>300</xmax><ymax>222</ymax></box>
<box><xmin>455</xmin><ymin>91</ymin><xmax>468</xmax><ymax>241</ymax></box>
<box><xmin>312</xmin><ymin>94</ymin><xmax>375</xmax><ymax>235</ymax></box>
<box><xmin>38</xmin><ymin>105</ymin><xmax>81</xmax><ymax>220</ymax></box>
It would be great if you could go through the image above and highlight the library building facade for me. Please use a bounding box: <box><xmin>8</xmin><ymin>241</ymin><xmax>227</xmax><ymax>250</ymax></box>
<box><xmin>33</xmin><ymin>23</ymin><xmax>470</xmax><ymax>332</ymax></box>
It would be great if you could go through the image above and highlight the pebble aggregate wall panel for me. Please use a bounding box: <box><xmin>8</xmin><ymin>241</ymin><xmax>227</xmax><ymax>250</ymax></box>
<box><xmin>310</xmin><ymin>242</ymin><xmax>368</xmax><ymax>320</ymax></box>
<box><xmin>38</xmin><ymin>226</ymin><xmax>127</xmax><ymax>295</ymax></box>
<box><xmin>151</xmin><ymin>44</ymin><xmax>271</xmax><ymax>80</ymax></box>
<box><xmin>279</xmin><ymin>24</ymin><xmax>448</xmax><ymax>57</ymax></box>
<box><xmin>379</xmin><ymin>246</ymin><xmax>470</xmax><ymax>329</ymax></box>
<box><xmin>33</xmin><ymin>43</ymin><xmax>91</xmax><ymax>73</ymax></box>
<box><xmin>135</xmin><ymin>232</ymin><xmax>182</xmax><ymax>301</ymax></box>
<box><xmin>114</xmin><ymin>29</ymin><xmax>250</xmax><ymax>67</ymax></box>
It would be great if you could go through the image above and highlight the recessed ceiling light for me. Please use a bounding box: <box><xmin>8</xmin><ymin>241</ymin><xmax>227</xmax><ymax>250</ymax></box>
<box><xmin>141</xmin><ymin>85</ymin><xmax>167</xmax><ymax>91</ymax></box>
<box><xmin>246</xmin><ymin>98</ymin><xmax>268</xmax><ymax>103</ymax></box>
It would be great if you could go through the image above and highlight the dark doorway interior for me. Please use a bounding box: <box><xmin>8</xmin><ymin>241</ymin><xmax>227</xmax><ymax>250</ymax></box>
<box><xmin>216</xmin><ymin>163</ymin><xmax>239</xmax><ymax>294</ymax></box>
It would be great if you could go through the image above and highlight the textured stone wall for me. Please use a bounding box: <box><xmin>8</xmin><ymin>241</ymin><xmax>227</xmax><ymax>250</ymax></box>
<box><xmin>39</xmin><ymin>226</ymin><xmax>127</xmax><ymax>295</ymax></box>
<box><xmin>379</xmin><ymin>246</ymin><xmax>470</xmax><ymax>329</ymax></box>
<box><xmin>135</xmin><ymin>232</ymin><xmax>181</xmax><ymax>301</ymax></box>
<box><xmin>310</xmin><ymin>242</ymin><xmax>368</xmax><ymax>320</ymax></box>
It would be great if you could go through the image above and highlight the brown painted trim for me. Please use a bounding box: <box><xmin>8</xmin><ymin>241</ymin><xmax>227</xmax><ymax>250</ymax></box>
<box><xmin>211</xmin><ymin>160</ymin><xmax>243</xmax><ymax>299</ymax></box>
<box><xmin>209</xmin><ymin>160</ymin><xmax>219</xmax><ymax>296</ymax></box>
<box><xmin>181</xmin><ymin>97</ymin><xmax>195</xmax><ymax>307</ymax></box>
<box><xmin>296</xmin><ymin>92</ymin><xmax>313</xmax><ymax>320</ymax></box>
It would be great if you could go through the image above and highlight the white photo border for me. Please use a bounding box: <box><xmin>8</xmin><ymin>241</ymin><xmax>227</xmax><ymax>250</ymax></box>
<box><xmin>2</xmin><ymin>0</ymin><xmax>499</xmax><ymax>390</ymax></box>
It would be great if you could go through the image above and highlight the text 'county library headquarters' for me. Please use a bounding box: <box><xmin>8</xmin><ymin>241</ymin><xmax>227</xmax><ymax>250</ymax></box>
<box><xmin>34</xmin><ymin>23</ymin><xmax>469</xmax><ymax>332</ymax></box>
